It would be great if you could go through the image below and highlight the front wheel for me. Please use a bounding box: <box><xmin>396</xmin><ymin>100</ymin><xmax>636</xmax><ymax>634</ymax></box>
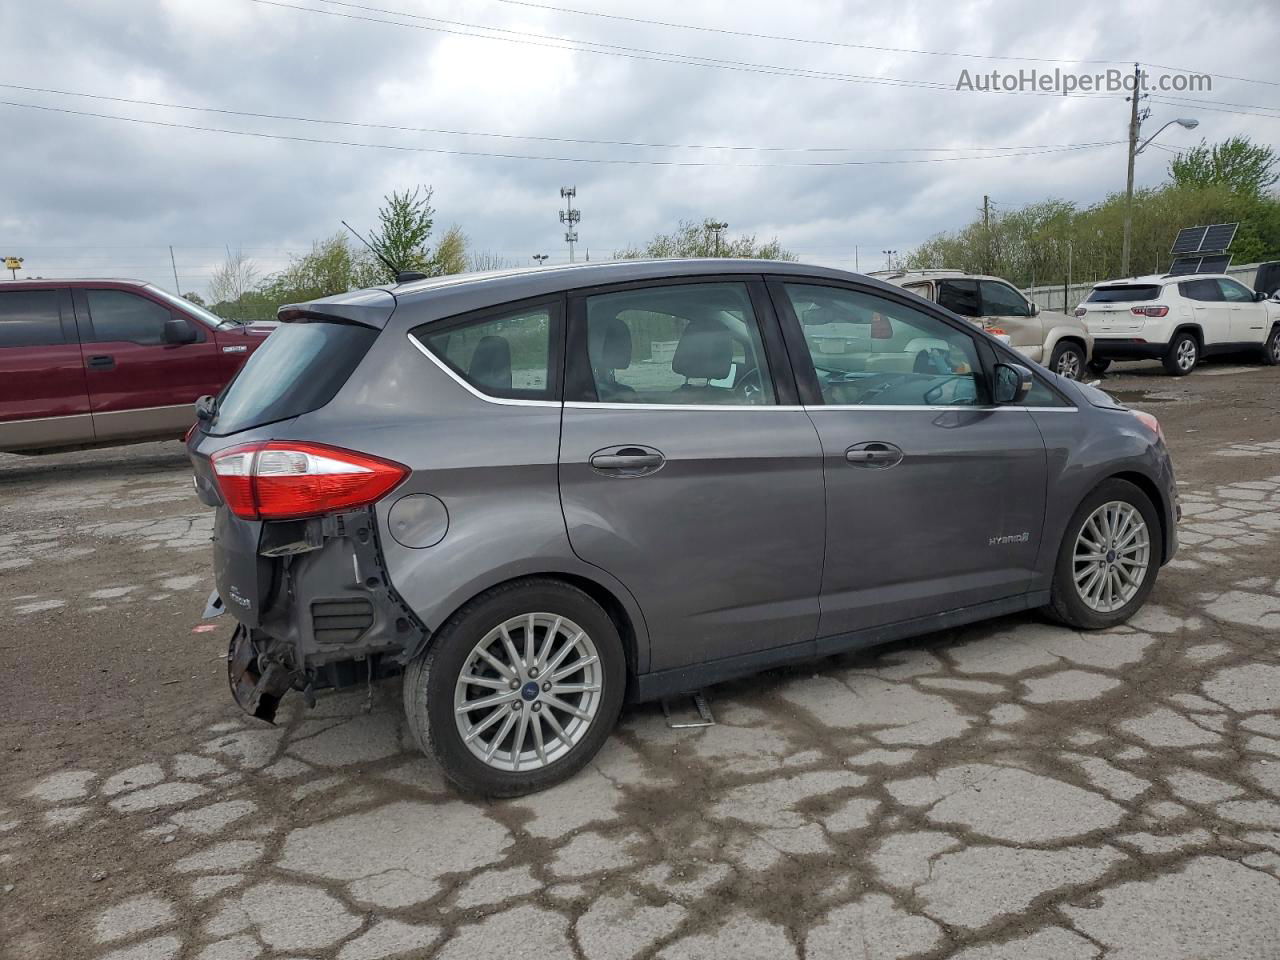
<box><xmin>1049</xmin><ymin>341</ymin><xmax>1087</xmax><ymax>380</ymax></box>
<box><xmin>1046</xmin><ymin>479</ymin><xmax>1162</xmax><ymax>629</ymax></box>
<box><xmin>1260</xmin><ymin>325</ymin><xmax>1280</xmax><ymax>366</ymax></box>
<box><xmin>403</xmin><ymin>579</ymin><xmax>626</xmax><ymax>797</ymax></box>
<box><xmin>1163</xmin><ymin>331</ymin><xmax>1199</xmax><ymax>376</ymax></box>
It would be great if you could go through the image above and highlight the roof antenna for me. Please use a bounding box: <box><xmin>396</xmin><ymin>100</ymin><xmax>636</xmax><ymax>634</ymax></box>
<box><xmin>341</xmin><ymin>220</ymin><xmax>425</xmax><ymax>284</ymax></box>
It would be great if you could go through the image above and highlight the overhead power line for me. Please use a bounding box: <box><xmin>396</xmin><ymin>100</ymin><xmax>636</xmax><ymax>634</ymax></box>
<box><xmin>0</xmin><ymin>83</ymin><xmax>1123</xmax><ymax>155</ymax></box>
<box><xmin>0</xmin><ymin>99</ymin><xmax>1126</xmax><ymax>167</ymax></box>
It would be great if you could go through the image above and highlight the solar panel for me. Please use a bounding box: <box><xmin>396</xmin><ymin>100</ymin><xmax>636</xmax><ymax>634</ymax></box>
<box><xmin>1199</xmin><ymin>223</ymin><xmax>1238</xmax><ymax>253</ymax></box>
<box><xmin>1167</xmin><ymin>257</ymin><xmax>1201</xmax><ymax>276</ymax></box>
<box><xmin>1198</xmin><ymin>254</ymin><xmax>1232</xmax><ymax>274</ymax></box>
<box><xmin>1171</xmin><ymin>226</ymin><xmax>1208</xmax><ymax>255</ymax></box>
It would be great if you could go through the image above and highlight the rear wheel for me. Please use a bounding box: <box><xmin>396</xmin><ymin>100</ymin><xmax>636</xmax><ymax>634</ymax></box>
<box><xmin>1163</xmin><ymin>331</ymin><xmax>1199</xmax><ymax>376</ymax></box>
<box><xmin>1086</xmin><ymin>358</ymin><xmax>1111</xmax><ymax>375</ymax></box>
<box><xmin>1046</xmin><ymin>479</ymin><xmax>1162</xmax><ymax>629</ymax></box>
<box><xmin>403</xmin><ymin>579</ymin><xmax>625</xmax><ymax>797</ymax></box>
<box><xmin>1260</xmin><ymin>325</ymin><xmax>1280</xmax><ymax>366</ymax></box>
<box><xmin>1049</xmin><ymin>341</ymin><xmax>1087</xmax><ymax>380</ymax></box>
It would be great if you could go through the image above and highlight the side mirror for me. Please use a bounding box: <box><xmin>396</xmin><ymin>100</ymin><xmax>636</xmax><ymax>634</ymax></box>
<box><xmin>1255</xmin><ymin>290</ymin><xmax>1269</xmax><ymax>302</ymax></box>
<box><xmin>164</xmin><ymin>316</ymin><xmax>199</xmax><ymax>344</ymax></box>
<box><xmin>993</xmin><ymin>362</ymin><xmax>1034</xmax><ymax>405</ymax></box>
<box><xmin>1030</xmin><ymin>302</ymin><xmax>1041</xmax><ymax>316</ymax></box>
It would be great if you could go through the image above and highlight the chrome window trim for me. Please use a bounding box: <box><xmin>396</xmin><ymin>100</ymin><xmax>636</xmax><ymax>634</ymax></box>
<box><xmin>804</xmin><ymin>405</ymin><xmax>1078</xmax><ymax>413</ymax></box>
<box><xmin>564</xmin><ymin>402</ymin><xmax>804</xmax><ymax>412</ymax></box>
<box><xmin>407</xmin><ymin>331</ymin><xmax>562</xmax><ymax>409</ymax></box>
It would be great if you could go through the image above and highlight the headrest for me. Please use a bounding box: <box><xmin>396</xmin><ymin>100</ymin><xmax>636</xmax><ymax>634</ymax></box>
<box><xmin>672</xmin><ymin>318</ymin><xmax>732</xmax><ymax>381</ymax></box>
<box><xmin>589</xmin><ymin>315</ymin><xmax>632</xmax><ymax>370</ymax></box>
<box><xmin>468</xmin><ymin>335</ymin><xmax>511</xmax><ymax>390</ymax></box>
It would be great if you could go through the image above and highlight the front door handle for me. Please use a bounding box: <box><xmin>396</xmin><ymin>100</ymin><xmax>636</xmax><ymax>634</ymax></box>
<box><xmin>845</xmin><ymin>441</ymin><xmax>903</xmax><ymax>468</ymax></box>
<box><xmin>589</xmin><ymin>445</ymin><xmax>665</xmax><ymax>477</ymax></box>
<box><xmin>87</xmin><ymin>354</ymin><xmax>116</xmax><ymax>370</ymax></box>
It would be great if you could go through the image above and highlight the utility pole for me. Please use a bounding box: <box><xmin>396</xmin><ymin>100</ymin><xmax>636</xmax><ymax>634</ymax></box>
<box><xmin>854</xmin><ymin>245</ymin><xmax>859</xmax><ymax>272</ymax></box>
<box><xmin>559</xmin><ymin>186</ymin><xmax>580</xmax><ymax>263</ymax></box>
<box><xmin>982</xmin><ymin>195</ymin><xmax>991</xmax><ymax>274</ymax></box>
<box><xmin>704</xmin><ymin>220</ymin><xmax>728</xmax><ymax>257</ymax></box>
<box><xmin>532</xmin><ymin>254</ymin><xmax>549</xmax><ymax>266</ymax></box>
<box><xmin>169</xmin><ymin>245</ymin><xmax>182</xmax><ymax>295</ymax></box>
<box><xmin>1121</xmin><ymin>62</ymin><xmax>1148</xmax><ymax>278</ymax></box>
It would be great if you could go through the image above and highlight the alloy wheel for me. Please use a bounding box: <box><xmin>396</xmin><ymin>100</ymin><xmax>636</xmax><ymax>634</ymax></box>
<box><xmin>453</xmin><ymin>613</ymin><xmax>602</xmax><ymax>772</ymax></box>
<box><xmin>1072</xmin><ymin>501</ymin><xmax>1151</xmax><ymax>613</ymax></box>
<box><xmin>1269</xmin><ymin>331</ymin><xmax>1280</xmax><ymax>363</ymax></box>
<box><xmin>1055</xmin><ymin>349</ymin><xmax>1083</xmax><ymax>380</ymax></box>
<box><xmin>1176</xmin><ymin>338</ymin><xmax>1197</xmax><ymax>371</ymax></box>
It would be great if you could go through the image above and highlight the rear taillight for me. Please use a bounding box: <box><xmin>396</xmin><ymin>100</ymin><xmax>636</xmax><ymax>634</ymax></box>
<box><xmin>1130</xmin><ymin>305</ymin><xmax>1169</xmax><ymax>317</ymax></box>
<box><xmin>1073</xmin><ymin>307</ymin><xmax>1087</xmax><ymax>318</ymax></box>
<box><xmin>210</xmin><ymin>442</ymin><xmax>408</xmax><ymax>520</ymax></box>
<box><xmin>1132</xmin><ymin>410</ymin><xmax>1165</xmax><ymax>443</ymax></box>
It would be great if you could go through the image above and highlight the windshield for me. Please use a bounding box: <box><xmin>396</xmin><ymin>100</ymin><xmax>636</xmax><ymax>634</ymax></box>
<box><xmin>147</xmin><ymin>285</ymin><xmax>239</xmax><ymax>329</ymax></box>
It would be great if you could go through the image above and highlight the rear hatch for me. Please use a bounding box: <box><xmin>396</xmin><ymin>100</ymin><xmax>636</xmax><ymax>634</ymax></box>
<box><xmin>1079</xmin><ymin>283</ymin><xmax>1164</xmax><ymax>335</ymax></box>
<box><xmin>189</xmin><ymin>290</ymin><xmax>395</xmax><ymax>623</ymax></box>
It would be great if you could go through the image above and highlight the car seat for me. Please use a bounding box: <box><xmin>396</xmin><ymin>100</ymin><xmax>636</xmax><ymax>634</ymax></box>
<box><xmin>589</xmin><ymin>315</ymin><xmax>635</xmax><ymax>400</ymax></box>
<box><xmin>468</xmin><ymin>335</ymin><xmax>512</xmax><ymax>391</ymax></box>
<box><xmin>672</xmin><ymin>318</ymin><xmax>734</xmax><ymax>402</ymax></box>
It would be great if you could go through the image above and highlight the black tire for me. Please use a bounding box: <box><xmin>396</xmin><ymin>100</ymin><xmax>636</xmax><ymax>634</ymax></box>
<box><xmin>1163</xmin><ymin>330</ymin><xmax>1199</xmax><ymax>376</ymax></box>
<box><xmin>403</xmin><ymin>578</ymin><xmax>626</xmax><ymax>797</ymax></box>
<box><xmin>1049</xmin><ymin>341</ymin><xmax>1087</xmax><ymax>380</ymax></box>
<box><xmin>1260</xmin><ymin>325</ymin><xmax>1280</xmax><ymax>366</ymax></box>
<box><xmin>1086</xmin><ymin>358</ymin><xmax>1111</xmax><ymax>375</ymax></box>
<box><xmin>1045</xmin><ymin>478</ymin><xmax>1163</xmax><ymax>630</ymax></box>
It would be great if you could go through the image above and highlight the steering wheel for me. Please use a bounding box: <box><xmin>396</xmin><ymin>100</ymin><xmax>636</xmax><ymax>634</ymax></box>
<box><xmin>734</xmin><ymin>367</ymin><xmax>764</xmax><ymax>402</ymax></box>
<box><xmin>923</xmin><ymin>375</ymin><xmax>976</xmax><ymax>406</ymax></box>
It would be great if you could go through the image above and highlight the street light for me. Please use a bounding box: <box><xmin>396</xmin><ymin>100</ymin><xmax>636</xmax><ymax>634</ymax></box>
<box><xmin>882</xmin><ymin>249</ymin><xmax>898</xmax><ymax>271</ymax></box>
<box><xmin>1122</xmin><ymin>112</ymin><xmax>1198</xmax><ymax>276</ymax></box>
<box><xmin>532</xmin><ymin>254</ymin><xmax>549</xmax><ymax>266</ymax></box>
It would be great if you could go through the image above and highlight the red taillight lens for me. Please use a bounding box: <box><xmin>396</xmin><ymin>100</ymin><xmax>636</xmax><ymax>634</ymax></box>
<box><xmin>1074</xmin><ymin>307</ymin><xmax>1087</xmax><ymax>318</ymax></box>
<box><xmin>1132</xmin><ymin>410</ymin><xmax>1165</xmax><ymax>443</ymax></box>
<box><xmin>1130</xmin><ymin>305</ymin><xmax>1169</xmax><ymax>317</ymax></box>
<box><xmin>210</xmin><ymin>442</ymin><xmax>408</xmax><ymax>520</ymax></box>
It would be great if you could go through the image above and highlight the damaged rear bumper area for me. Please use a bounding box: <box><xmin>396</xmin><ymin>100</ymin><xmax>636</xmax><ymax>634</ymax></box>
<box><xmin>210</xmin><ymin>507</ymin><xmax>428</xmax><ymax>723</ymax></box>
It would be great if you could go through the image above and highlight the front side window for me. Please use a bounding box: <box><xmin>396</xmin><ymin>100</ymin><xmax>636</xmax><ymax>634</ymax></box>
<box><xmin>0</xmin><ymin>290</ymin><xmax>65</xmax><ymax>347</ymax></box>
<box><xmin>980</xmin><ymin>281</ymin><xmax>1032</xmax><ymax>318</ymax></box>
<box><xmin>417</xmin><ymin>303</ymin><xmax>555</xmax><ymax>400</ymax></box>
<box><xmin>1179</xmin><ymin>279</ymin><xmax>1222</xmax><ymax>302</ymax></box>
<box><xmin>1218</xmin><ymin>278</ymin><xmax>1254</xmax><ymax>303</ymax></box>
<box><xmin>784</xmin><ymin>283</ymin><xmax>984</xmax><ymax>407</ymax></box>
<box><xmin>579</xmin><ymin>282</ymin><xmax>775</xmax><ymax>406</ymax></box>
<box><xmin>936</xmin><ymin>279</ymin><xmax>981</xmax><ymax>317</ymax></box>
<box><xmin>86</xmin><ymin>290</ymin><xmax>172</xmax><ymax>344</ymax></box>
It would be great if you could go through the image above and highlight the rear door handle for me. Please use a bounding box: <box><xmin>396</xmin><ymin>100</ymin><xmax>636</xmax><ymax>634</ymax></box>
<box><xmin>589</xmin><ymin>446</ymin><xmax>665</xmax><ymax>476</ymax></box>
<box><xmin>87</xmin><ymin>354</ymin><xmax>115</xmax><ymax>370</ymax></box>
<box><xmin>845</xmin><ymin>442</ymin><xmax>903</xmax><ymax>468</ymax></box>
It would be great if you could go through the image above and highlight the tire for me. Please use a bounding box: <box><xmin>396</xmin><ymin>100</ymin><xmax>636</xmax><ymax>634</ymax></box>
<box><xmin>1046</xmin><ymin>478</ymin><xmax>1163</xmax><ymax>630</ymax></box>
<box><xmin>403</xmin><ymin>578</ymin><xmax>626</xmax><ymax>797</ymax></box>
<box><xmin>1049</xmin><ymin>341</ymin><xmax>1087</xmax><ymax>380</ymax></box>
<box><xmin>1086</xmin><ymin>358</ymin><xmax>1111</xmax><ymax>375</ymax></box>
<box><xmin>1260</xmin><ymin>325</ymin><xmax>1280</xmax><ymax>366</ymax></box>
<box><xmin>1163</xmin><ymin>331</ymin><xmax>1199</xmax><ymax>376</ymax></box>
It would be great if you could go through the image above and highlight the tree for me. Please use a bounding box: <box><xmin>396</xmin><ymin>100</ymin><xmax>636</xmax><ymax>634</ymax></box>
<box><xmin>469</xmin><ymin>250</ymin><xmax>520</xmax><ymax>272</ymax></box>
<box><xmin>208</xmin><ymin>251</ymin><xmax>260</xmax><ymax>310</ymax></box>
<box><xmin>182</xmin><ymin>291</ymin><xmax>206</xmax><ymax>306</ymax></box>
<box><xmin>258</xmin><ymin>234</ymin><xmax>366</xmax><ymax>305</ymax></box>
<box><xmin>428</xmin><ymin>224</ymin><xmax>469</xmax><ymax>276</ymax></box>
<box><xmin>366</xmin><ymin>185</ymin><xmax>436</xmax><ymax>280</ymax></box>
<box><xmin>615</xmin><ymin>219</ymin><xmax>795</xmax><ymax>260</ymax></box>
<box><xmin>1169</xmin><ymin>136</ymin><xmax>1279</xmax><ymax>198</ymax></box>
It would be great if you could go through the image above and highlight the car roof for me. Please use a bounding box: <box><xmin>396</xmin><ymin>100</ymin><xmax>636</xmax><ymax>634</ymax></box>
<box><xmin>0</xmin><ymin>277</ymin><xmax>152</xmax><ymax>289</ymax></box>
<box><xmin>1091</xmin><ymin>274</ymin><xmax>1236</xmax><ymax>289</ymax></box>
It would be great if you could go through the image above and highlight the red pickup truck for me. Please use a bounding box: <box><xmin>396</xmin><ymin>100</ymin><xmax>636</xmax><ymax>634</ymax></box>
<box><xmin>0</xmin><ymin>279</ymin><xmax>273</xmax><ymax>454</ymax></box>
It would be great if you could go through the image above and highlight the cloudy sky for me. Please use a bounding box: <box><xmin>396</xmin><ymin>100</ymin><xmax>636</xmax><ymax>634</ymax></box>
<box><xmin>1</xmin><ymin>0</ymin><xmax>1275</xmax><ymax>296</ymax></box>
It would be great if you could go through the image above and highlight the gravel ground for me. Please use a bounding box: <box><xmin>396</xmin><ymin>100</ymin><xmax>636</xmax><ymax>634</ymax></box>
<box><xmin>2</xmin><ymin>357</ymin><xmax>1280</xmax><ymax>960</ymax></box>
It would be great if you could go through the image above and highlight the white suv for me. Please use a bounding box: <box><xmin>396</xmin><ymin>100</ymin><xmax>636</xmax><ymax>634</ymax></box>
<box><xmin>880</xmin><ymin>270</ymin><xmax>1093</xmax><ymax>380</ymax></box>
<box><xmin>1077</xmin><ymin>274</ymin><xmax>1280</xmax><ymax>376</ymax></box>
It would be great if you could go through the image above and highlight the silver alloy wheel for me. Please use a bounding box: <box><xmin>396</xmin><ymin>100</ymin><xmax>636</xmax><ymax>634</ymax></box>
<box><xmin>1072</xmin><ymin>501</ymin><xmax>1151</xmax><ymax>613</ymax></box>
<box><xmin>1269</xmin><ymin>330</ymin><xmax>1280</xmax><ymax>363</ymax></box>
<box><xmin>454</xmin><ymin>613</ymin><xmax>602</xmax><ymax>772</ymax></box>
<box><xmin>1175</xmin><ymin>337</ymin><xmax>1197</xmax><ymax>371</ymax></box>
<box><xmin>1055</xmin><ymin>348</ymin><xmax>1083</xmax><ymax>380</ymax></box>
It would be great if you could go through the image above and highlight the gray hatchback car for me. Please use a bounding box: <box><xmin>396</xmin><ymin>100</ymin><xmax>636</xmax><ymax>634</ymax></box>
<box><xmin>188</xmin><ymin>260</ymin><xmax>1179</xmax><ymax>796</ymax></box>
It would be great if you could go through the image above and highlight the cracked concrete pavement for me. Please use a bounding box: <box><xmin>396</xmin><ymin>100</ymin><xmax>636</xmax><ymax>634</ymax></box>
<box><xmin>3</xmin><ymin>361</ymin><xmax>1280</xmax><ymax>960</ymax></box>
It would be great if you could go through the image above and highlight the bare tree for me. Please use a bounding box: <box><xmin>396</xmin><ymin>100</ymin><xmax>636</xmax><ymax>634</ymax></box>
<box><xmin>208</xmin><ymin>250</ymin><xmax>260</xmax><ymax>304</ymax></box>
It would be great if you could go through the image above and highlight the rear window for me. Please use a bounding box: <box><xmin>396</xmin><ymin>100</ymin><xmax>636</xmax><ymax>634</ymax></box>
<box><xmin>208</xmin><ymin>322</ymin><xmax>377</xmax><ymax>435</ymax></box>
<box><xmin>1087</xmin><ymin>284</ymin><xmax>1162</xmax><ymax>303</ymax></box>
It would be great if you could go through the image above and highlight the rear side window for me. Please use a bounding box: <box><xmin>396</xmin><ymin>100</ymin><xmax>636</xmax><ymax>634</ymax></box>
<box><xmin>415</xmin><ymin>303</ymin><xmax>556</xmax><ymax>401</ymax></box>
<box><xmin>86</xmin><ymin>290</ymin><xmax>173</xmax><ymax>344</ymax></box>
<box><xmin>979</xmin><ymin>280</ymin><xmax>1031</xmax><ymax>318</ymax></box>
<box><xmin>1087</xmin><ymin>285</ymin><xmax>1162</xmax><ymax>303</ymax></box>
<box><xmin>0</xmin><ymin>290</ymin><xmax>65</xmax><ymax>347</ymax></box>
<box><xmin>209</xmin><ymin>322</ymin><xmax>377</xmax><ymax>435</ymax></box>
<box><xmin>1179</xmin><ymin>279</ymin><xmax>1223</xmax><ymax>302</ymax></box>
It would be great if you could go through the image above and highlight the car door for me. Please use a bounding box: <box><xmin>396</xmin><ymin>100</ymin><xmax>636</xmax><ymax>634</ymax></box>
<box><xmin>768</xmin><ymin>278</ymin><xmax>1048</xmax><ymax>645</ymax></box>
<box><xmin>1179</xmin><ymin>278</ymin><xmax>1228</xmax><ymax>345</ymax></box>
<box><xmin>1218</xmin><ymin>277</ymin><xmax>1267</xmax><ymax>343</ymax></box>
<box><xmin>76</xmin><ymin>287</ymin><xmax>222</xmax><ymax>441</ymax></box>
<box><xmin>0</xmin><ymin>286</ymin><xmax>95</xmax><ymax>451</ymax></box>
<box><xmin>558</xmin><ymin>276</ymin><xmax>825</xmax><ymax>673</ymax></box>
<box><xmin>979</xmin><ymin>279</ymin><xmax>1044</xmax><ymax>363</ymax></box>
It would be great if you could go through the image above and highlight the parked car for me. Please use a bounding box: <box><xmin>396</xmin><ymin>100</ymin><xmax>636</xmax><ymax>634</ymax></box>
<box><xmin>0</xmin><ymin>279</ymin><xmax>274</xmax><ymax>453</ymax></box>
<box><xmin>878</xmin><ymin>269</ymin><xmax>1093</xmax><ymax>380</ymax></box>
<box><xmin>1076</xmin><ymin>273</ymin><xmax>1280</xmax><ymax>376</ymax></box>
<box><xmin>189</xmin><ymin>260</ymin><xmax>1178</xmax><ymax>796</ymax></box>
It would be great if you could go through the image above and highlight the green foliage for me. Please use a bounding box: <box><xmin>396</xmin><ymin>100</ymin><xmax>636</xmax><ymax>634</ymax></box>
<box><xmin>615</xmin><ymin>218</ymin><xmax>796</xmax><ymax>261</ymax></box>
<box><xmin>181</xmin><ymin>291</ymin><xmax>206</xmax><ymax>306</ymax></box>
<box><xmin>366</xmin><ymin>185</ymin><xmax>436</xmax><ymax>281</ymax></box>
<box><xmin>1169</xmin><ymin>136</ymin><xmax>1279</xmax><ymax>198</ymax></box>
